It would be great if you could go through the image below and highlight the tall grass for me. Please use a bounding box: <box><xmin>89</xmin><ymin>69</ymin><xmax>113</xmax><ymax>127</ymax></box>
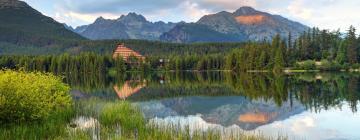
<box><xmin>70</xmin><ymin>99</ymin><xmax>286</xmax><ymax>140</ymax></box>
<box><xmin>0</xmin><ymin>108</ymin><xmax>75</xmax><ymax>140</ymax></box>
<box><xmin>0</xmin><ymin>97</ymin><xmax>286</xmax><ymax>140</ymax></box>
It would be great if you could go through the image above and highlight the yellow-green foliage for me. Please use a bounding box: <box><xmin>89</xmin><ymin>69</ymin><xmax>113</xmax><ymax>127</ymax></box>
<box><xmin>0</xmin><ymin>70</ymin><xmax>72</xmax><ymax>123</ymax></box>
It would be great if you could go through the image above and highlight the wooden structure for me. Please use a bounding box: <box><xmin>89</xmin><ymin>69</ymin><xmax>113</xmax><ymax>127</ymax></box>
<box><xmin>112</xmin><ymin>43</ymin><xmax>145</xmax><ymax>62</ymax></box>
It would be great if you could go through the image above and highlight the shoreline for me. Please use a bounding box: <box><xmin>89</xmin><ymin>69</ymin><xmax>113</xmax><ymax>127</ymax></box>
<box><xmin>124</xmin><ymin>69</ymin><xmax>360</xmax><ymax>73</ymax></box>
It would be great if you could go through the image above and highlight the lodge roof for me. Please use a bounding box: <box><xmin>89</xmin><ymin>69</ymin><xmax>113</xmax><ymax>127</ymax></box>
<box><xmin>112</xmin><ymin>43</ymin><xmax>145</xmax><ymax>60</ymax></box>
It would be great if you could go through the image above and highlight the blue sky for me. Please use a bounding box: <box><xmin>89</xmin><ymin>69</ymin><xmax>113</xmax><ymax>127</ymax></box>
<box><xmin>23</xmin><ymin>0</ymin><xmax>360</xmax><ymax>32</ymax></box>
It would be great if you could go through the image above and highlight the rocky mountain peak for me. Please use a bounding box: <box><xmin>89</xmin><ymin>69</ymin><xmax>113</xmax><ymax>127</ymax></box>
<box><xmin>119</xmin><ymin>12</ymin><xmax>147</xmax><ymax>22</ymax></box>
<box><xmin>94</xmin><ymin>16</ymin><xmax>110</xmax><ymax>24</ymax></box>
<box><xmin>75</xmin><ymin>12</ymin><xmax>176</xmax><ymax>40</ymax></box>
<box><xmin>162</xmin><ymin>6</ymin><xmax>309</xmax><ymax>43</ymax></box>
<box><xmin>95</xmin><ymin>16</ymin><xmax>105</xmax><ymax>21</ymax></box>
<box><xmin>233</xmin><ymin>6</ymin><xmax>261</xmax><ymax>16</ymax></box>
<box><xmin>0</xmin><ymin>0</ymin><xmax>28</xmax><ymax>9</ymax></box>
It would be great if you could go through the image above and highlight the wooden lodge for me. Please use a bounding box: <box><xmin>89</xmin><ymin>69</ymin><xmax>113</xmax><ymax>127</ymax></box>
<box><xmin>112</xmin><ymin>43</ymin><xmax>145</xmax><ymax>62</ymax></box>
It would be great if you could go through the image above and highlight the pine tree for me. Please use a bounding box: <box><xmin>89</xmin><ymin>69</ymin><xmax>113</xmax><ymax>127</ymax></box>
<box><xmin>288</xmin><ymin>32</ymin><xmax>292</xmax><ymax>49</ymax></box>
<box><xmin>269</xmin><ymin>34</ymin><xmax>281</xmax><ymax>68</ymax></box>
<box><xmin>280</xmin><ymin>40</ymin><xmax>287</xmax><ymax>64</ymax></box>
<box><xmin>49</xmin><ymin>56</ymin><xmax>57</xmax><ymax>73</ymax></box>
<box><xmin>274</xmin><ymin>47</ymin><xmax>285</xmax><ymax>71</ymax></box>
<box><xmin>346</xmin><ymin>26</ymin><xmax>358</xmax><ymax>64</ymax></box>
<box><xmin>336</xmin><ymin>41</ymin><xmax>347</xmax><ymax>64</ymax></box>
<box><xmin>358</xmin><ymin>35</ymin><xmax>360</xmax><ymax>62</ymax></box>
<box><xmin>272</xmin><ymin>34</ymin><xmax>281</xmax><ymax>48</ymax></box>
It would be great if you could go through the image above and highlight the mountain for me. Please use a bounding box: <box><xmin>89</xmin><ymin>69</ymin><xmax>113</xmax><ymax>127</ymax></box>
<box><xmin>74</xmin><ymin>7</ymin><xmax>308</xmax><ymax>43</ymax></box>
<box><xmin>73</xmin><ymin>25</ymin><xmax>88</xmax><ymax>34</ymax></box>
<box><xmin>160</xmin><ymin>23</ymin><xmax>241</xmax><ymax>43</ymax></box>
<box><xmin>0</xmin><ymin>0</ymin><xmax>84</xmax><ymax>46</ymax></box>
<box><xmin>160</xmin><ymin>6</ymin><xmax>309</xmax><ymax>43</ymax></box>
<box><xmin>63</xmin><ymin>23</ymin><xmax>75</xmax><ymax>31</ymax></box>
<box><xmin>74</xmin><ymin>13</ymin><xmax>177</xmax><ymax>40</ymax></box>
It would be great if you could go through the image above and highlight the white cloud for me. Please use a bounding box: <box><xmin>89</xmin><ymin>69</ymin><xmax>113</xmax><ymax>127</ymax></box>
<box><xmin>287</xmin><ymin>0</ymin><xmax>313</xmax><ymax>20</ymax></box>
<box><xmin>52</xmin><ymin>5</ymin><xmax>121</xmax><ymax>26</ymax></box>
<box><xmin>181</xmin><ymin>1</ymin><xmax>211</xmax><ymax>21</ymax></box>
<box><xmin>198</xmin><ymin>0</ymin><xmax>258</xmax><ymax>11</ymax></box>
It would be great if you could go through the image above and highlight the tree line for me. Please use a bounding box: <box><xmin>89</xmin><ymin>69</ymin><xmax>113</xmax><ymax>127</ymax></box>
<box><xmin>0</xmin><ymin>53</ymin><xmax>126</xmax><ymax>76</ymax></box>
<box><xmin>225</xmin><ymin>26</ymin><xmax>360</xmax><ymax>71</ymax></box>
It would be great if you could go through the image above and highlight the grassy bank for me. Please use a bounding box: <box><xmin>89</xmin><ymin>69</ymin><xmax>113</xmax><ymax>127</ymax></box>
<box><xmin>247</xmin><ymin>68</ymin><xmax>360</xmax><ymax>73</ymax></box>
<box><xmin>70</xmin><ymin>99</ymin><xmax>285</xmax><ymax>140</ymax></box>
<box><xmin>0</xmin><ymin>98</ymin><xmax>286</xmax><ymax>140</ymax></box>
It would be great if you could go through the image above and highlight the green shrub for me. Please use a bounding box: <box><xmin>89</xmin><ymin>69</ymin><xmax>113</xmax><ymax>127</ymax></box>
<box><xmin>0</xmin><ymin>70</ymin><xmax>72</xmax><ymax>123</ymax></box>
<box><xmin>295</xmin><ymin>60</ymin><xmax>316</xmax><ymax>70</ymax></box>
<box><xmin>317</xmin><ymin>59</ymin><xmax>331</xmax><ymax>71</ymax></box>
<box><xmin>350</xmin><ymin>63</ymin><xmax>360</xmax><ymax>69</ymax></box>
<box><xmin>330</xmin><ymin>61</ymin><xmax>343</xmax><ymax>71</ymax></box>
<box><xmin>316</xmin><ymin>59</ymin><xmax>342</xmax><ymax>71</ymax></box>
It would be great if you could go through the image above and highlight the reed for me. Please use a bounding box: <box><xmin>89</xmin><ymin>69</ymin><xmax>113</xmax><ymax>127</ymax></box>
<box><xmin>0</xmin><ymin>98</ymin><xmax>286</xmax><ymax>140</ymax></box>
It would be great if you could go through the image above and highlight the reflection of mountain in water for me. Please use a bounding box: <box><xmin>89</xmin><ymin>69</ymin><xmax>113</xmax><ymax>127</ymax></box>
<box><xmin>136</xmin><ymin>96</ymin><xmax>305</xmax><ymax>130</ymax></box>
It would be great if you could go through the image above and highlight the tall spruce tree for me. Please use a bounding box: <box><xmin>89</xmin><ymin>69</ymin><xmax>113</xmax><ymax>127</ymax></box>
<box><xmin>269</xmin><ymin>34</ymin><xmax>281</xmax><ymax>67</ymax></box>
<box><xmin>274</xmin><ymin>47</ymin><xmax>285</xmax><ymax>71</ymax></box>
<box><xmin>336</xmin><ymin>41</ymin><xmax>347</xmax><ymax>64</ymax></box>
<box><xmin>346</xmin><ymin>26</ymin><xmax>358</xmax><ymax>64</ymax></box>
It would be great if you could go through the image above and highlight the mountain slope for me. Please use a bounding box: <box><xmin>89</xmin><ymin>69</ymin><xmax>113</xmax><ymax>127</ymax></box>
<box><xmin>75</xmin><ymin>13</ymin><xmax>177</xmax><ymax>40</ymax></box>
<box><xmin>160</xmin><ymin>23</ymin><xmax>242</xmax><ymax>43</ymax></box>
<box><xmin>0</xmin><ymin>0</ymin><xmax>84</xmax><ymax>46</ymax></box>
<box><xmin>160</xmin><ymin>6</ymin><xmax>309</xmax><ymax>43</ymax></box>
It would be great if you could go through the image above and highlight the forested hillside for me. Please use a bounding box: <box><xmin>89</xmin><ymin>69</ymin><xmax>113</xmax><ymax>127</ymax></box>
<box><xmin>0</xmin><ymin>0</ymin><xmax>84</xmax><ymax>47</ymax></box>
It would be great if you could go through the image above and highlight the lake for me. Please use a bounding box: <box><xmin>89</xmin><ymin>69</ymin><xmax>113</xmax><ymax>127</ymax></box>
<box><xmin>68</xmin><ymin>72</ymin><xmax>360</xmax><ymax>140</ymax></box>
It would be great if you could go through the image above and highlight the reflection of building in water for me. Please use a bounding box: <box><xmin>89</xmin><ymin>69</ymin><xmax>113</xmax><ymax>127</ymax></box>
<box><xmin>238</xmin><ymin>112</ymin><xmax>278</xmax><ymax>123</ymax></box>
<box><xmin>113</xmin><ymin>81</ymin><xmax>146</xmax><ymax>100</ymax></box>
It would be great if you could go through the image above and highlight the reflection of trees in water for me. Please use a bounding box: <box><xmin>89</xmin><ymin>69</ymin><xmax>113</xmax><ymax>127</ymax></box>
<box><xmin>65</xmin><ymin>71</ymin><xmax>360</xmax><ymax>113</ymax></box>
<box><xmin>129</xmin><ymin>72</ymin><xmax>360</xmax><ymax>113</ymax></box>
<box><xmin>66</xmin><ymin>72</ymin><xmax>146</xmax><ymax>99</ymax></box>
<box><xmin>291</xmin><ymin>73</ymin><xmax>360</xmax><ymax>113</ymax></box>
<box><xmin>65</xmin><ymin>72</ymin><xmax>143</xmax><ymax>92</ymax></box>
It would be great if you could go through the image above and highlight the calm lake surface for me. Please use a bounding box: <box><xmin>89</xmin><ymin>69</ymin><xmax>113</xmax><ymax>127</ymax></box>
<box><xmin>68</xmin><ymin>72</ymin><xmax>360</xmax><ymax>140</ymax></box>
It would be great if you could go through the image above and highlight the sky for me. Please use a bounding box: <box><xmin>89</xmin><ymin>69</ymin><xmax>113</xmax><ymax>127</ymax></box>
<box><xmin>23</xmin><ymin>0</ymin><xmax>360</xmax><ymax>32</ymax></box>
